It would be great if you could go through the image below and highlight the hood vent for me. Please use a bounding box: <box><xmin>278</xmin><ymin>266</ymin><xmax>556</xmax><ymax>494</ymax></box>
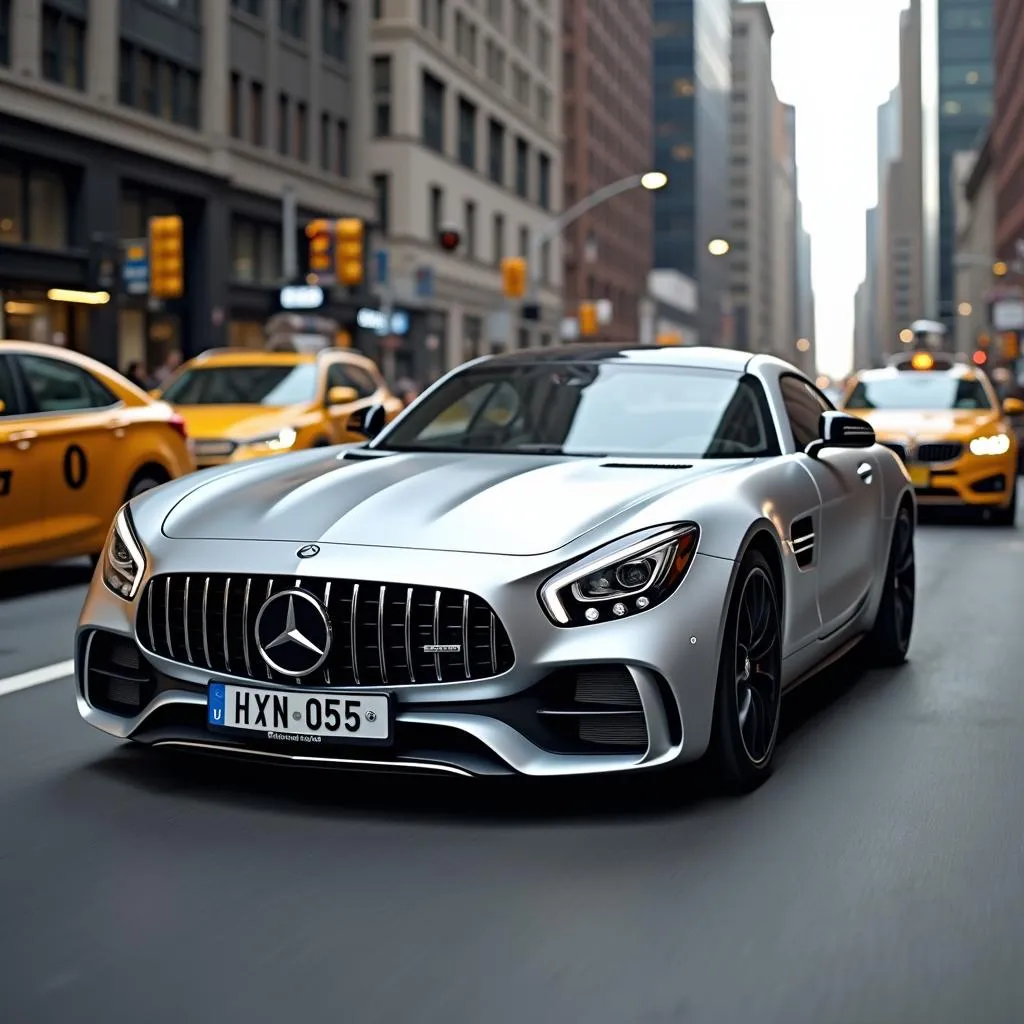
<box><xmin>338</xmin><ymin>447</ymin><xmax>390</xmax><ymax>461</ymax></box>
<box><xmin>600</xmin><ymin>461</ymin><xmax>693</xmax><ymax>470</ymax></box>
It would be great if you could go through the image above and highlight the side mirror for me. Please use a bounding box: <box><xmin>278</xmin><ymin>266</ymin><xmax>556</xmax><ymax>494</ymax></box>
<box><xmin>326</xmin><ymin>385</ymin><xmax>359</xmax><ymax>406</ymax></box>
<box><xmin>347</xmin><ymin>402</ymin><xmax>387</xmax><ymax>439</ymax></box>
<box><xmin>805</xmin><ymin>411</ymin><xmax>875</xmax><ymax>459</ymax></box>
<box><xmin>1003</xmin><ymin>396</ymin><xmax>1024</xmax><ymax>417</ymax></box>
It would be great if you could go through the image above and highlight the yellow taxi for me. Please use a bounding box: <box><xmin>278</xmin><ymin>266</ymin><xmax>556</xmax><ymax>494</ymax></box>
<box><xmin>156</xmin><ymin>347</ymin><xmax>403</xmax><ymax>469</ymax></box>
<box><xmin>842</xmin><ymin>350</ymin><xmax>1024</xmax><ymax>525</ymax></box>
<box><xmin>0</xmin><ymin>341</ymin><xmax>196</xmax><ymax>571</ymax></box>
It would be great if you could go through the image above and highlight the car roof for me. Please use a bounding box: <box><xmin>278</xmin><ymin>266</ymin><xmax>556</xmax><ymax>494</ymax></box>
<box><xmin>854</xmin><ymin>361</ymin><xmax>979</xmax><ymax>382</ymax></box>
<box><xmin>478</xmin><ymin>344</ymin><xmax>756</xmax><ymax>372</ymax></box>
<box><xmin>187</xmin><ymin>347</ymin><xmax>377</xmax><ymax>369</ymax></box>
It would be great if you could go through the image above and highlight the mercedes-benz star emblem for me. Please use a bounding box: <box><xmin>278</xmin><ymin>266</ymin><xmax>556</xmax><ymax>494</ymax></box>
<box><xmin>297</xmin><ymin>544</ymin><xmax>320</xmax><ymax>558</ymax></box>
<box><xmin>254</xmin><ymin>589</ymin><xmax>332</xmax><ymax>678</ymax></box>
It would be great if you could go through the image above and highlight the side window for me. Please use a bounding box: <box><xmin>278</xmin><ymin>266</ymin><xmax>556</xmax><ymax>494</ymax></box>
<box><xmin>780</xmin><ymin>375</ymin><xmax>830</xmax><ymax>451</ymax></box>
<box><xmin>326</xmin><ymin>362</ymin><xmax>376</xmax><ymax>398</ymax></box>
<box><xmin>0</xmin><ymin>356</ymin><xmax>22</xmax><ymax>416</ymax></box>
<box><xmin>18</xmin><ymin>354</ymin><xmax>117</xmax><ymax>414</ymax></box>
<box><xmin>343</xmin><ymin>365</ymin><xmax>378</xmax><ymax>398</ymax></box>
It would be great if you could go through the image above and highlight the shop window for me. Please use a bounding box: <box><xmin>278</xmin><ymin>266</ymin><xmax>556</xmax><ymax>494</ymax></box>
<box><xmin>28</xmin><ymin>170</ymin><xmax>67</xmax><ymax>248</ymax></box>
<box><xmin>42</xmin><ymin>5</ymin><xmax>86</xmax><ymax>91</ymax></box>
<box><xmin>231</xmin><ymin>217</ymin><xmax>281</xmax><ymax>284</ymax></box>
<box><xmin>18</xmin><ymin>354</ymin><xmax>117</xmax><ymax>413</ymax></box>
<box><xmin>0</xmin><ymin>160</ymin><xmax>23</xmax><ymax>243</ymax></box>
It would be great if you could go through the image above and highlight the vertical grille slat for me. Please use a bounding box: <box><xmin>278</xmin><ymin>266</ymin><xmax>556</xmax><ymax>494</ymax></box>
<box><xmin>138</xmin><ymin>573</ymin><xmax>514</xmax><ymax>687</ymax></box>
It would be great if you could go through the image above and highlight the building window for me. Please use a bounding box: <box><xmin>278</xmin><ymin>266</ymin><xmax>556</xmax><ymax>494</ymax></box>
<box><xmin>455</xmin><ymin>11</ymin><xmax>477</xmax><ymax>65</ymax></box>
<box><xmin>485</xmin><ymin>40</ymin><xmax>505</xmax><ymax>86</ymax></box>
<box><xmin>280</xmin><ymin>0</ymin><xmax>306</xmax><ymax>39</ymax></box>
<box><xmin>118</xmin><ymin>42</ymin><xmax>200</xmax><ymax>129</ymax></box>
<box><xmin>0</xmin><ymin>0</ymin><xmax>10</xmax><ymax>66</ymax></box>
<box><xmin>515</xmin><ymin>137</ymin><xmax>528</xmax><ymax>198</ymax></box>
<box><xmin>250</xmin><ymin>81</ymin><xmax>264</xmax><ymax>144</ymax></box>
<box><xmin>540</xmin><ymin>240</ymin><xmax>550</xmax><ymax>283</ymax></box>
<box><xmin>0</xmin><ymin>161</ymin><xmax>69</xmax><ymax>249</ymax></box>
<box><xmin>464</xmin><ymin>200</ymin><xmax>476</xmax><ymax>259</ymax></box>
<box><xmin>492</xmin><ymin>213</ymin><xmax>504</xmax><ymax>264</ymax></box>
<box><xmin>229</xmin><ymin>73</ymin><xmax>243</xmax><ymax>138</ymax></box>
<box><xmin>513</xmin><ymin>66</ymin><xmax>530</xmax><ymax>107</ymax></box>
<box><xmin>372</xmin><ymin>0</ymin><xmax>382</xmax><ymax>18</ymax></box>
<box><xmin>373</xmin><ymin>173</ymin><xmax>390</xmax><ymax>235</ymax></box>
<box><xmin>429</xmin><ymin>186</ymin><xmax>444</xmax><ymax>239</ymax></box>
<box><xmin>320</xmin><ymin>113</ymin><xmax>330</xmax><ymax>169</ymax></box>
<box><xmin>535</xmin><ymin>24</ymin><xmax>550</xmax><ymax>73</ymax></box>
<box><xmin>422</xmin><ymin>71</ymin><xmax>445</xmax><ymax>153</ymax></box>
<box><xmin>488</xmin><ymin>118</ymin><xmax>504</xmax><ymax>184</ymax></box>
<box><xmin>231</xmin><ymin>217</ymin><xmax>282</xmax><ymax>284</ymax></box>
<box><xmin>373</xmin><ymin>57</ymin><xmax>392</xmax><ymax>136</ymax></box>
<box><xmin>232</xmin><ymin>0</ymin><xmax>262</xmax><ymax>15</ymax></box>
<box><xmin>537</xmin><ymin>153</ymin><xmax>550</xmax><ymax>209</ymax></box>
<box><xmin>536</xmin><ymin>86</ymin><xmax>551</xmax><ymax>125</ymax></box>
<box><xmin>336</xmin><ymin>119</ymin><xmax>349</xmax><ymax>177</ymax></box>
<box><xmin>41</xmin><ymin>5</ymin><xmax>86</xmax><ymax>91</ymax></box>
<box><xmin>487</xmin><ymin>0</ymin><xmax>502</xmax><ymax>28</ymax></box>
<box><xmin>518</xmin><ymin>225</ymin><xmax>529</xmax><ymax>258</ymax></box>
<box><xmin>295</xmin><ymin>101</ymin><xmax>308</xmax><ymax>160</ymax></box>
<box><xmin>512</xmin><ymin>0</ymin><xmax>528</xmax><ymax>50</ymax></box>
<box><xmin>457</xmin><ymin>97</ymin><xmax>476</xmax><ymax>169</ymax></box>
<box><xmin>278</xmin><ymin>93</ymin><xmax>289</xmax><ymax>154</ymax></box>
<box><xmin>322</xmin><ymin>0</ymin><xmax>347</xmax><ymax>62</ymax></box>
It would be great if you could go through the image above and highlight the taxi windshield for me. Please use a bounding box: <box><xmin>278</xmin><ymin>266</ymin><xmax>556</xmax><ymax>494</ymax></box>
<box><xmin>845</xmin><ymin>372</ymin><xmax>992</xmax><ymax>411</ymax></box>
<box><xmin>161</xmin><ymin>364</ymin><xmax>318</xmax><ymax>405</ymax></box>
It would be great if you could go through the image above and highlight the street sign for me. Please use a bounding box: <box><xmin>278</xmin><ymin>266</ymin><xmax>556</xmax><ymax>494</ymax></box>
<box><xmin>280</xmin><ymin>284</ymin><xmax>325</xmax><ymax>310</ymax></box>
<box><xmin>993</xmin><ymin>299</ymin><xmax>1024</xmax><ymax>332</ymax></box>
<box><xmin>122</xmin><ymin>239</ymin><xmax>149</xmax><ymax>296</ymax></box>
<box><xmin>415</xmin><ymin>266</ymin><xmax>435</xmax><ymax>298</ymax></box>
<box><xmin>373</xmin><ymin>249</ymin><xmax>389</xmax><ymax>287</ymax></box>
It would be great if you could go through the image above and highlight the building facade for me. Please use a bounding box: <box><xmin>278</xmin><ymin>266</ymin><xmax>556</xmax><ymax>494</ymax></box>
<box><xmin>870</xmin><ymin>85</ymin><xmax>903</xmax><ymax>362</ymax></box>
<box><xmin>859</xmin><ymin>203</ymin><xmax>878</xmax><ymax>368</ymax></box>
<box><xmin>795</xmin><ymin>207</ymin><xmax>816</xmax><ymax>371</ymax></box>
<box><xmin>952</xmin><ymin>140</ymin><xmax>994</xmax><ymax>355</ymax></box>
<box><xmin>770</xmin><ymin>96</ymin><xmax>797</xmax><ymax>364</ymax></box>
<box><xmin>368</xmin><ymin>0</ymin><xmax>562</xmax><ymax>381</ymax></box>
<box><xmin>993</xmin><ymin>0</ymin><xmax>1024</xmax><ymax>275</ymax></box>
<box><xmin>728</xmin><ymin>1</ymin><xmax>774</xmax><ymax>354</ymax></box>
<box><xmin>562</xmin><ymin>0</ymin><xmax>649</xmax><ymax>344</ymax></box>
<box><xmin>652</xmin><ymin>0</ymin><xmax>731</xmax><ymax>346</ymax></box>
<box><xmin>0</xmin><ymin>0</ymin><xmax>375</xmax><ymax>372</ymax></box>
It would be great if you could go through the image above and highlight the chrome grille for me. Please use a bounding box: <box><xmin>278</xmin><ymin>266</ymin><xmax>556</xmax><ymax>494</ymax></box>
<box><xmin>137</xmin><ymin>573</ymin><xmax>515</xmax><ymax>686</ymax></box>
<box><xmin>917</xmin><ymin>442</ymin><xmax>963</xmax><ymax>463</ymax></box>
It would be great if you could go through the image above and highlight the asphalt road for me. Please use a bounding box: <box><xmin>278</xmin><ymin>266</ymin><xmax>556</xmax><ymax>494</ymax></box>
<box><xmin>1</xmin><ymin>512</ymin><xmax>1023</xmax><ymax>1024</ymax></box>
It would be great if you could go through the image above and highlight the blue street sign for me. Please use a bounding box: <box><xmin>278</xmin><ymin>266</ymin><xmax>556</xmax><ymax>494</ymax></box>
<box><xmin>415</xmin><ymin>266</ymin><xmax>434</xmax><ymax>298</ymax></box>
<box><xmin>373</xmin><ymin>249</ymin><xmax>389</xmax><ymax>287</ymax></box>
<box><xmin>122</xmin><ymin>239</ymin><xmax>149</xmax><ymax>296</ymax></box>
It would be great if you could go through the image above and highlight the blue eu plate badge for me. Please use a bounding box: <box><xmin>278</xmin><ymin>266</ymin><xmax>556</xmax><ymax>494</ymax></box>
<box><xmin>208</xmin><ymin>683</ymin><xmax>226</xmax><ymax>726</ymax></box>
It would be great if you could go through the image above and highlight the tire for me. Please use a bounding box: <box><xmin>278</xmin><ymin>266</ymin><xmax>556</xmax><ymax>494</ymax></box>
<box><xmin>125</xmin><ymin>474</ymin><xmax>164</xmax><ymax>501</ymax></box>
<box><xmin>988</xmin><ymin>476</ymin><xmax>1017</xmax><ymax>527</ymax></box>
<box><xmin>709</xmin><ymin>549</ymin><xmax>784</xmax><ymax>794</ymax></box>
<box><xmin>864</xmin><ymin>504</ymin><xmax>915</xmax><ymax>666</ymax></box>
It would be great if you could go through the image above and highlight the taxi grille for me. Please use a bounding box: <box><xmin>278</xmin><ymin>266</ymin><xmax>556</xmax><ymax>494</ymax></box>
<box><xmin>917</xmin><ymin>442</ymin><xmax>963</xmax><ymax>463</ymax></box>
<box><xmin>137</xmin><ymin>573</ymin><xmax>515</xmax><ymax>686</ymax></box>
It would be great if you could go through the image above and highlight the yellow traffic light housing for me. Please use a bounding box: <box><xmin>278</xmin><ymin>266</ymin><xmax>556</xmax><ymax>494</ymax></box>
<box><xmin>306</xmin><ymin>219</ymin><xmax>333</xmax><ymax>276</ymax></box>
<box><xmin>335</xmin><ymin>218</ymin><xmax>365</xmax><ymax>286</ymax></box>
<box><xmin>578</xmin><ymin>302</ymin><xmax>598</xmax><ymax>336</ymax></box>
<box><xmin>148</xmin><ymin>215</ymin><xmax>184</xmax><ymax>299</ymax></box>
<box><xmin>501</xmin><ymin>257</ymin><xmax>527</xmax><ymax>299</ymax></box>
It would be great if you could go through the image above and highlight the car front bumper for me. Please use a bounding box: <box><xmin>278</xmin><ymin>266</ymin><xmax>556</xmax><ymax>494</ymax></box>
<box><xmin>75</xmin><ymin>542</ymin><xmax>735</xmax><ymax>779</ymax></box>
<box><xmin>882</xmin><ymin>443</ymin><xmax>1017</xmax><ymax>507</ymax></box>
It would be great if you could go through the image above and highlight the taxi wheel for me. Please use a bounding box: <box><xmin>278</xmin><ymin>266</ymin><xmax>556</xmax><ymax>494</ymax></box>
<box><xmin>125</xmin><ymin>471</ymin><xmax>167</xmax><ymax>501</ymax></box>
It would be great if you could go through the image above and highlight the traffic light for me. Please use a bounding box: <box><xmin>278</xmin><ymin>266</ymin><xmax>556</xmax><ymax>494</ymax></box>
<box><xmin>335</xmin><ymin>218</ymin><xmax>365</xmax><ymax>286</ymax></box>
<box><xmin>306</xmin><ymin>219</ymin><xmax>334</xmax><ymax>277</ymax></box>
<box><xmin>972</xmin><ymin>349</ymin><xmax>988</xmax><ymax>366</ymax></box>
<box><xmin>438</xmin><ymin>227</ymin><xmax>461</xmax><ymax>252</ymax></box>
<box><xmin>579</xmin><ymin>302</ymin><xmax>598</xmax><ymax>336</ymax></box>
<box><xmin>1001</xmin><ymin>331</ymin><xmax>1020</xmax><ymax>361</ymax></box>
<box><xmin>501</xmin><ymin>257</ymin><xmax>527</xmax><ymax>299</ymax></box>
<box><xmin>148</xmin><ymin>215</ymin><xmax>184</xmax><ymax>299</ymax></box>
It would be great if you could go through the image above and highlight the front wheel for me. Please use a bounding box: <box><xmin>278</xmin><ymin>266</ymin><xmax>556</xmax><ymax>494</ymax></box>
<box><xmin>865</xmin><ymin>505</ymin><xmax>915</xmax><ymax>666</ymax></box>
<box><xmin>708</xmin><ymin>550</ymin><xmax>783</xmax><ymax>794</ymax></box>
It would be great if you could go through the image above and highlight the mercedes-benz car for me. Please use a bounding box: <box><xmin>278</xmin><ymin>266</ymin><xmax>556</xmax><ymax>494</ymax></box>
<box><xmin>76</xmin><ymin>346</ymin><xmax>916</xmax><ymax>792</ymax></box>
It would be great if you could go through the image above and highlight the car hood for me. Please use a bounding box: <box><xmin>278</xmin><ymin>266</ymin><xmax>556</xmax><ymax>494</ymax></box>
<box><xmin>162</xmin><ymin>450</ymin><xmax>743</xmax><ymax>555</ymax></box>
<box><xmin>848</xmin><ymin>408</ymin><xmax>1004</xmax><ymax>438</ymax></box>
<box><xmin>172</xmin><ymin>404</ymin><xmax>309</xmax><ymax>442</ymax></box>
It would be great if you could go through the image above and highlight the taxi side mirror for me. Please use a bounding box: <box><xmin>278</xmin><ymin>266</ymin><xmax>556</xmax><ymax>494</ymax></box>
<box><xmin>1002</xmin><ymin>397</ymin><xmax>1024</xmax><ymax>417</ymax></box>
<box><xmin>327</xmin><ymin>385</ymin><xmax>359</xmax><ymax>407</ymax></box>
<box><xmin>347</xmin><ymin>403</ymin><xmax>387</xmax><ymax>439</ymax></box>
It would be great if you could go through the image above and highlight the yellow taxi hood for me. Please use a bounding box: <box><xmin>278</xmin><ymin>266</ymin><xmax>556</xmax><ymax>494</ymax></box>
<box><xmin>847</xmin><ymin>407</ymin><xmax>1004</xmax><ymax>438</ymax></box>
<box><xmin>172</xmin><ymin>404</ymin><xmax>311</xmax><ymax>441</ymax></box>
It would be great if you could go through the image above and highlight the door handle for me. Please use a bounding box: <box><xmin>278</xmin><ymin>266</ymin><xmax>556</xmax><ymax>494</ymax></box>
<box><xmin>6</xmin><ymin>429</ymin><xmax>38</xmax><ymax>450</ymax></box>
<box><xmin>857</xmin><ymin>462</ymin><xmax>873</xmax><ymax>484</ymax></box>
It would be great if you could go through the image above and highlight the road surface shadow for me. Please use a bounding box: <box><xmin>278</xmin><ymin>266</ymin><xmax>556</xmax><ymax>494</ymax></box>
<box><xmin>81</xmin><ymin>648</ymin><xmax>898</xmax><ymax>825</ymax></box>
<box><xmin>0</xmin><ymin>559</ymin><xmax>93</xmax><ymax>600</ymax></box>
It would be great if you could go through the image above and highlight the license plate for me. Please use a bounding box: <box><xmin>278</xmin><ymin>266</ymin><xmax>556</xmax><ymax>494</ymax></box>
<box><xmin>207</xmin><ymin>683</ymin><xmax>390</xmax><ymax>745</ymax></box>
<box><xmin>908</xmin><ymin>465</ymin><xmax>930</xmax><ymax>487</ymax></box>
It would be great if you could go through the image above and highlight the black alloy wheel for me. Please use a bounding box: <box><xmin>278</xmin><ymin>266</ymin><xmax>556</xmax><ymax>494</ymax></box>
<box><xmin>710</xmin><ymin>550</ymin><xmax>783</xmax><ymax>793</ymax></box>
<box><xmin>865</xmin><ymin>505</ymin><xmax>915</xmax><ymax>666</ymax></box>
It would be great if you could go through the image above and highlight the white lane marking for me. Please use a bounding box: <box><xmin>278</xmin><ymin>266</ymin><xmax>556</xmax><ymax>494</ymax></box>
<box><xmin>0</xmin><ymin>660</ymin><xmax>75</xmax><ymax>698</ymax></box>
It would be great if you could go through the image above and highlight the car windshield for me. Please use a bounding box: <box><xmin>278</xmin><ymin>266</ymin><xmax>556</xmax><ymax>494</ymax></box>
<box><xmin>845</xmin><ymin>372</ymin><xmax>992</xmax><ymax>411</ymax></box>
<box><xmin>161</xmin><ymin>364</ymin><xmax>318</xmax><ymax>405</ymax></box>
<box><xmin>374</xmin><ymin>361</ymin><xmax>779</xmax><ymax>458</ymax></box>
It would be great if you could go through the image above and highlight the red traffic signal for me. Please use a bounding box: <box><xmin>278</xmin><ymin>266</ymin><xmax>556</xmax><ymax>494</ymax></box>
<box><xmin>972</xmin><ymin>349</ymin><xmax>988</xmax><ymax>366</ymax></box>
<box><xmin>438</xmin><ymin>228</ymin><xmax>461</xmax><ymax>252</ymax></box>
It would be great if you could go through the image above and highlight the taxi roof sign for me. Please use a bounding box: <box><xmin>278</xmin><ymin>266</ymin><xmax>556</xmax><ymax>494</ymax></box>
<box><xmin>910</xmin><ymin>351</ymin><xmax>934</xmax><ymax>370</ymax></box>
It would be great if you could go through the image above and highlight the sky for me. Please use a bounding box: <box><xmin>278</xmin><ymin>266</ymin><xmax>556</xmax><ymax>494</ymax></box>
<box><xmin>764</xmin><ymin>0</ymin><xmax>910</xmax><ymax>378</ymax></box>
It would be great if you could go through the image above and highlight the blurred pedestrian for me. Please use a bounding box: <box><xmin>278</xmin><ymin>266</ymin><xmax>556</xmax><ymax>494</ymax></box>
<box><xmin>124</xmin><ymin>361</ymin><xmax>151</xmax><ymax>390</ymax></box>
<box><xmin>152</xmin><ymin>350</ymin><xmax>182</xmax><ymax>386</ymax></box>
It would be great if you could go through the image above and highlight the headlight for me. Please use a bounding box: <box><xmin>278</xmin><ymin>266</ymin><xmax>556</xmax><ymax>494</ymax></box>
<box><xmin>239</xmin><ymin>426</ymin><xmax>298</xmax><ymax>451</ymax></box>
<box><xmin>102</xmin><ymin>506</ymin><xmax>146</xmax><ymax>600</ymax></box>
<box><xmin>539</xmin><ymin>524</ymin><xmax>699</xmax><ymax>627</ymax></box>
<box><xmin>969</xmin><ymin>433</ymin><xmax>1011</xmax><ymax>456</ymax></box>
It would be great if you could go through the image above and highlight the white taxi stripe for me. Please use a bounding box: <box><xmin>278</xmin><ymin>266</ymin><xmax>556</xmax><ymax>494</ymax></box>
<box><xmin>0</xmin><ymin>660</ymin><xmax>75</xmax><ymax>698</ymax></box>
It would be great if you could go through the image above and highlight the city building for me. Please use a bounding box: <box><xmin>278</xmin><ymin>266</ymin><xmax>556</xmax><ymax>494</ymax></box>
<box><xmin>795</xmin><ymin>204</ymin><xmax>816</xmax><ymax>370</ymax></box>
<box><xmin>368</xmin><ymin>0</ymin><xmax>563</xmax><ymax>381</ymax></box>
<box><xmin>0</xmin><ymin>0</ymin><xmax>375</xmax><ymax>371</ymax></box>
<box><xmin>770</xmin><ymin>95</ymin><xmax>797</xmax><ymax>364</ymax></box>
<box><xmin>921</xmin><ymin>0</ymin><xmax>994</xmax><ymax>333</ymax></box>
<box><xmin>562</xmin><ymin>0</ymin><xmax>650</xmax><ymax>344</ymax></box>
<box><xmin>728</xmin><ymin>1</ymin><xmax>775</xmax><ymax>354</ymax></box>
<box><xmin>853</xmin><ymin>279</ymin><xmax>869</xmax><ymax>372</ymax></box>
<box><xmin>856</xmin><ymin>204</ymin><xmax>878</xmax><ymax>369</ymax></box>
<box><xmin>993</xmin><ymin>0</ymin><xmax>1024</xmax><ymax>275</ymax></box>
<box><xmin>652</xmin><ymin>0</ymin><xmax>732</xmax><ymax>346</ymax></box>
<box><xmin>952</xmin><ymin>142</ymin><xmax>993</xmax><ymax>356</ymax></box>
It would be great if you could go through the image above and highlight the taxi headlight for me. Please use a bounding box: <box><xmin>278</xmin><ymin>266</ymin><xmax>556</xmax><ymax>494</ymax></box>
<box><xmin>969</xmin><ymin>433</ymin><xmax>1011</xmax><ymax>456</ymax></box>
<box><xmin>239</xmin><ymin>426</ymin><xmax>298</xmax><ymax>451</ymax></box>
<box><xmin>102</xmin><ymin>506</ymin><xmax>146</xmax><ymax>601</ymax></box>
<box><xmin>539</xmin><ymin>524</ymin><xmax>699</xmax><ymax>627</ymax></box>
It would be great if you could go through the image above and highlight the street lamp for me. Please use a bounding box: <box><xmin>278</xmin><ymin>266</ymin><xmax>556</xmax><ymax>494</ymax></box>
<box><xmin>795</xmin><ymin>338</ymin><xmax>810</xmax><ymax>353</ymax></box>
<box><xmin>708</xmin><ymin>238</ymin><xmax>731</xmax><ymax>257</ymax></box>
<box><xmin>899</xmin><ymin>329</ymin><xmax>914</xmax><ymax>344</ymax></box>
<box><xmin>640</xmin><ymin>171</ymin><xmax>669</xmax><ymax>191</ymax></box>
<box><xmin>958</xmin><ymin>301</ymin><xmax>973</xmax><ymax>316</ymax></box>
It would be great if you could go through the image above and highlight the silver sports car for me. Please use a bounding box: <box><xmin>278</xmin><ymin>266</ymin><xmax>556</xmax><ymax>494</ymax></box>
<box><xmin>76</xmin><ymin>345</ymin><xmax>916</xmax><ymax>792</ymax></box>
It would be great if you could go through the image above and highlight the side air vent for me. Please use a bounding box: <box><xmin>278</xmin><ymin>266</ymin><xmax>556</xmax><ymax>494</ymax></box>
<box><xmin>790</xmin><ymin>515</ymin><xmax>815</xmax><ymax>569</ymax></box>
<box><xmin>600</xmin><ymin>462</ymin><xmax>693</xmax><ymax>470</ymax></box>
